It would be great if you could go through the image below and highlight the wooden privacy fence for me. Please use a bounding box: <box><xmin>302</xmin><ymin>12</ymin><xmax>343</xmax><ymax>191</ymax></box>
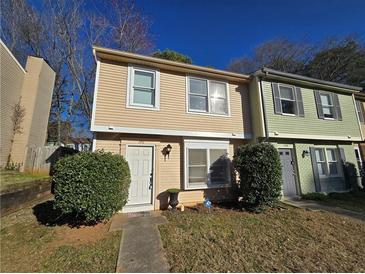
<box><xmin>24</xmin><ymin>146</ymin><xmax>78</xmax><ymax>175</ymax></box>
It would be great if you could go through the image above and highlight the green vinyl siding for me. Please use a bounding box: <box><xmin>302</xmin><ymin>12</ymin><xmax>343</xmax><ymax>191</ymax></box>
<box><xmin>293</xmin><ymin>143</ymin><xmax>358</xmax><ymax>194</ymax></box>
<box><xmin>273</xmin><ymin>141</ymin><xmax>359</xmax><ymax>194</ymax></box>
<box><xmin>262</xmin><ymin>81</ymin><xmax>361</xmax><ymax>139</ymax></box>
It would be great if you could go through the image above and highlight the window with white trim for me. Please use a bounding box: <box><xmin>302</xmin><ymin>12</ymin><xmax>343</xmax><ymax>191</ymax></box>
<box><xmin>185</xmin><ymin>141</ymin><xmax>231</xmax><ymax>189</ymax></box>
<box><xmin>278</xmin><ymin>85</ymin><xmax>296</xmax><ymax>114</ymax></box>
<box><xmin>187</xmin><ymin>77</ymin><xmax>229</xmax><ymax>115</ymax></box>
<box><xmin>319</xmin><ymin>93</ymin><xmax>335</xmax><ymax>118</ymax></box>
<box><xmin>314</xmin><ymin>148</ymin><xmax>340</xmax><ymax>177</ymax></box>
<box><xmin>127</xmin><ymin>66</ymin><xmax>160</xmax><ymax>109</ymax></box>
<box><xmin>354</xmin><ymin>147</ymin><xmax>363</xmax><ymax>174</ymax></box>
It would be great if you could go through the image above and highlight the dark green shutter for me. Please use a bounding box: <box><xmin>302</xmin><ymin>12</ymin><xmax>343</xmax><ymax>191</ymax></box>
<box><xmin>309</xmin><ymin>147</ymin><xmax>321</xmax><ymax>192</ymax></box>
<box><xmin>272</xmin><ymin>82</ymin><xmax>282</xmax><ymax>114</ymax></box>
<box><xmin>338</xmin><ymin>147</ymin><xmax>349</xmax><ymax>188</ymax></box>
<box><xmin>314</xmin><ymin>91</ymin><xmax>324</xmax><ymax>119</ymax></box>
<box><xmin>333</xmin><ymin>94</ymin><xmax>342</xmax><ymax>121</ymax></box>
<box><xmin>295</xmin><ymin>87</ymin><xmax>305</xmax><ymax>117</ymax></box>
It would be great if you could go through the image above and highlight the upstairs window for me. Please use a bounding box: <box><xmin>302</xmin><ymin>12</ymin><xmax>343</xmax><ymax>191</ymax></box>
<box><xmin>314</xmin><ymin>91</ymin><xmax>342</xmax><ymax>120</ymax></box>
<box><xmin>279</xmin><ymin>85</ymin><xmax>296</xmax><ymax>114</ymax></box>
<box><xmin>355</xmin><ymin>100</ymin><xmax>365</xmax><ymax>124</ymax></box>
<box><xmin>320</xmin><ymin>93</ymin><xmax>334</xmax><ymax>118</ymax></box>
<box><xmin>188</xmin><ymin>77</ymin><xmax>229</xmax><ymax>115</ymax></box>
<box><xmin>127</xmin><ymin>66</ymin><xmax>160</xmax><ymax>110</ymax></box>
<box><xmin>272</xmin><ymin>83</ymin><xmax>304</xmax><ymax>117</ymax></box>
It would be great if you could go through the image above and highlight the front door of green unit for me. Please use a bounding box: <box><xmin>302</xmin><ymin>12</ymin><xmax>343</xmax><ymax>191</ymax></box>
<box><xmin>279</xmin><ymin>149</ymin><xmax>297</xmax><ymax>197</ymax></box>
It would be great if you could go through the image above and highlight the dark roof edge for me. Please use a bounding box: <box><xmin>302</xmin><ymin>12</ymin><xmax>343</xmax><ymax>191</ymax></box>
<box><xmin>254</xmin><ymin>67</ymin><xmax>363</xmax><ymax>92</ymax></box>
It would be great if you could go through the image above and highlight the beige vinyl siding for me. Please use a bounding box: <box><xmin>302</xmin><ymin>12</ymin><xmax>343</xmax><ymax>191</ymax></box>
<box><xmin>95</xmin><ymin>133</ymin><xmax>244</xmax><ymax>210</ymax></box>
<box><xmin>262</xmin><ymin>81</ymin><xmax>361</xmax><ymax>139</ymax></box>
<box><xmin>0</xmin><ymin>42</ymin><xmax>26</xmax><ymax>166</ymax></box>
<box><xmin>94</xmin><ymin>60</ymin><xmax>251</xmax><ymax>136</ymax></box>
<box><xmin>248</xmin><ymin>78</ymin><xmax>265</xmax><ymax>141</ymax></box>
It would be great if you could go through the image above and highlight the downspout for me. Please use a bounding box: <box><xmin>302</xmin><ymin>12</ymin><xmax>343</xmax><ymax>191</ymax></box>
<box><xmin>258</xmin><ymin>76</ymin><xmax>270</xmax><ymax>142</ymax></box>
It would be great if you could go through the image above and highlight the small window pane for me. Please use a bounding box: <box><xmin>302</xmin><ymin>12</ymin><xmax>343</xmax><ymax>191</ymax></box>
<box><xmin>188</xmin><ymin>149</ymin><xmax>207</xmax><ymax>166</ymax></box>
<box><xmin>317</xmin><ymin>162</ymin><xmax>326</xmax><ymax>176</ymax></box>
<box><xmin>210</xmin><ymin>82</ymin><xmax>226</xmax><ymax>98</ymax></box>
<box><xmin>315</xmin><ymin>149</ymin><xmax>324</xmax><ymax>162</ymax></box>
<box><xmin>323</xmin><ymin>106</ymin><xmax>334</xmax><ymax>118</ymax></box>
<box><xmin>190</xmin><ymin>78</ymin><xmax>208</xmax><ymax>95</ymax></box>
<box><xmin>134</xmin><ymin>70</ymin><xmax>154</xmax><ymax>88</ymax></box>
<box><xmin>189</xmin><ymin>95</ymin><xmax>208</xmax><ymax>111</ymax></box>
<box><xmin>329</xmin><ymin>162</ymin><xmax>338</xmax><ymax>175</ymax></box>
<box><xmin>326</xmin><ymin>149</ymin><xmax>337</xmax><ymax>162</ymax></box>
<box><xmin>320</xmin><ymin>94</ymin><xmax>331</xmax><ymax>106</ymax></box>
<box><xmin>209</xmin><ymin>149</ymin><xmax>229</xmax><ymax>185</ymax></box>
<box><xmin>133</xmin><ymin>88</ymin><xmax>154</xmax><ymax>105</ymax></box>
<box><xmin>189</xmin><ymin>166</ymin><xmax>207</xmax><ymax>183</ymax></box>
<box><xmin>281</xmin><ymin>100</ymin><xmax>295</xmax><ymax>114</ymax></box>
<box><xmin>210</xmin><ymin>98</ymin><xmax>227</xmax><ymax>114</ymax></box>
<box><xmin>280</xmin><ymin>86</ymin><xmax>295</xmax><ymax>100</ymax></box>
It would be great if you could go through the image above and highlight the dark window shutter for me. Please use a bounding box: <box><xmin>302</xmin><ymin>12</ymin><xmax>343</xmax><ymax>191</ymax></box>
<box><xmin>295</xmin><ymin>87</ymin><xmax>305</xmax><ymax>117</ymax></box>
<box><xmin>272</xmin><ymin>82</ymin><xmax>282</xmax><ymax>114</ymax></box>
<box><xmin>333</xmin><ymin>94</ymin><xmax>342</xmax><ymax>121</ymax></box>
<box><xmin>339</xmin><ymin>147</ymin><xmax>346</xmax><ymax>164</ymax></box>
<box><xmin>338</xmin><ymin>147</ymin><xmax>350</xmax><ymax>187</ymax></box>
<box><xmin>309</xmin><ymin>147</ymin><xmax>321</xmax><ymax>192</ymax></box>
<box><xmin>314</xmin><ymin>91</ymin><xmax>324</xmax><ymax>119</ymax></box>
<box><xmin>356</xmin><ymin>100</ymin><xmax>365</xmax><ymax>123</ymax></box>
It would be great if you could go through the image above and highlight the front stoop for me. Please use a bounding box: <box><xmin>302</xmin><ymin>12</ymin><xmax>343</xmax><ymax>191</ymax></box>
<box><xmin>111</xmin><ymin>211</ymin><xmax>170</xmax><ymax>273</ymax></box>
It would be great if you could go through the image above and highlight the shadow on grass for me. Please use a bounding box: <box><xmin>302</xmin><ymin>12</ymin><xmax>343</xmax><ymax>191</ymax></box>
<box><xmin>32</xmin><ymin>200</ymin><xmax>96</xmax><ymax>228</ymax></box>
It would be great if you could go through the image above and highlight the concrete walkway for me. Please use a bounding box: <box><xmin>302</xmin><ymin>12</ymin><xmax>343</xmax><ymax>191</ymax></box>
<box><xmin>283</xmin><ymin>198</ymin><xmax>365</xmax><ymax>222</ymax></box>
<box><xmin>110</xmin><ymin>211</ymin><xmax>170</xmax><ymax>273</ymax></box>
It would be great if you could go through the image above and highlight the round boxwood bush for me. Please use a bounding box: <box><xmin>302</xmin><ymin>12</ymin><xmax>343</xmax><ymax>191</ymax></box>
<box><xmin>53</xmin><ymin>150</ymin><xmax>130</xmax><ymax>223</ymax></box>
<box><xmin>233</xmin><ymin>143</ymin><xmax>282</xmax><ymax>209</ymax></box>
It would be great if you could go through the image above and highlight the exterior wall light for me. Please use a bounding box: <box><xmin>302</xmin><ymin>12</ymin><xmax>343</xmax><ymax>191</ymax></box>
<box><xmin>166</xmin><ymin>144</ymin><xmax>172</xmax><ymax>154</ymax></box>
<box><xmin>302</xmin><ymin>150</ymin><xmax>309</xmax><ymax>158</ymax></box>
<box><xmin>162</xmin><ymin>144</ymin><xmax>172</xmax><ymax>160</ymax></box>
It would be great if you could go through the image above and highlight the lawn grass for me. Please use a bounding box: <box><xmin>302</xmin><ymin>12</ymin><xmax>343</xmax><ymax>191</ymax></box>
<box><xmin>0</xmin><ymin>200</ymin><xmax>121</xmax><ymax>272</ymax></box>
<box><xmin>0</xmin><ymin>170</ymin><xmax>49</xmax><ymax>192</ymax></box>
<box><xmin>159</xmin><ymin>205</ymin><xmax>365</xmax><ymax>272</ymax></box>
<box><xmin>302</xmin><ymin>191</ymin><xmax>365</xmax><ymax>213</ymax></box>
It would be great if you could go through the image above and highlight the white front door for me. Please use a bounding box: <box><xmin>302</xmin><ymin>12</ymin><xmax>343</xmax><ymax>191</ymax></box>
<box><xmin>126</xmin><ymin>146</ymin><xmax>154</xmax><ymax>207</ymax></box>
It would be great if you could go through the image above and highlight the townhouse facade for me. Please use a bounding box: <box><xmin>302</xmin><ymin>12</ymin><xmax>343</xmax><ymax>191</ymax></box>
<box><xmin>91</xmin><ymin>46</ymin><xmax>363</xmax><ymax>212</ymax></box>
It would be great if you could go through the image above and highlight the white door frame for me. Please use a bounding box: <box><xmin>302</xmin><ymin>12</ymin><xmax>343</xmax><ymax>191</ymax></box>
<box><xmin>123</xmin><ymin>144</ymin><xmax>156</xmax><ymax>213</ymax></box>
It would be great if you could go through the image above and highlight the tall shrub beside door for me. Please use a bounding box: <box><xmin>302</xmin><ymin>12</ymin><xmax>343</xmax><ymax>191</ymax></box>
<box><xmin>233</xmin><ymin>143</ymin><xmax>282</xmax><ymax>209</ymax></box>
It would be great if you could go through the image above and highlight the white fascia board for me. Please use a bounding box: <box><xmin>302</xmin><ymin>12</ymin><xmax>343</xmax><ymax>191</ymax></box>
<box><xmin>91</xmin><ymin>125</ymin><xmax>251</xmax><ymax>139</ymax></box>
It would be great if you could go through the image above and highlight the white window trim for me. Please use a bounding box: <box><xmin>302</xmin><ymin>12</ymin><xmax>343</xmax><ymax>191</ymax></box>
<box><xmin>184</xmin><ymin>139</ymin><xmax>231</xmax><ymax>190</ymax></box>
<box><xmin>186</xmin><ymin>76</ymin><xmax>231</xmax><ymax>117</ymax></box>
<box><xmin>315</xmin><ymin>148</ymin><xmax>342</xmax><ymax>178</ymax></box>
<box><xmin>355</xmin><ymin>146</ymin><xmax>363</xmax><ymax>169</ymax></box>
<box><xmin>319</xmin><ymin>91</ymin><xmax>335</xmax><ymax>119</ymax></box>
<box><xmin>278</xmin><ymin>84</ymin><xmax>296</xmax><ymax>116</ymax></box>
<box><xmin>355</xmin><ymin>100</ymin><xmax>365</xmax><ymax>124</ymax></box>
<box><xmin>127</xmin><ymin>64</ymin><xmax>160</xmax><ymax>110</ymax></box>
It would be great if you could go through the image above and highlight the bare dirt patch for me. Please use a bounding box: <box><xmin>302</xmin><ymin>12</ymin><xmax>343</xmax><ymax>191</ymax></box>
<box><xmin>1</xmin><ymin>199</ymin><xmax>121</xmax><ymax>272</ymax></box>
<box><xmin>54</xmin><ymin>221</ymin><xmax>110</xmax><ymax>246</ymax></box>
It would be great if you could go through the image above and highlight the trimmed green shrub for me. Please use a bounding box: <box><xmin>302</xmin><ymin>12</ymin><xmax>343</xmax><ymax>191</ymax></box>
<box><xmin>301</xmin><ymin>192</ymin><xmax>328</xmax><ymax>201</ymax></box>
<box><xmin>233</xmin><ymin>143</ymin><xmax>282</xmax><ymax>208</ymax></box>
<box><xmin>53</xmin><ymin>151</ymin><xmax>130</xmax><ymax>223</ymax></box>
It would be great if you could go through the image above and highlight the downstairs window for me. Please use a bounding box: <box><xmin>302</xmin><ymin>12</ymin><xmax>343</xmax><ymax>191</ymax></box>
<box><xmin>184</xmin><ymin>140</ymin><xmax>231</xmax><ymax>189</ymax></box>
